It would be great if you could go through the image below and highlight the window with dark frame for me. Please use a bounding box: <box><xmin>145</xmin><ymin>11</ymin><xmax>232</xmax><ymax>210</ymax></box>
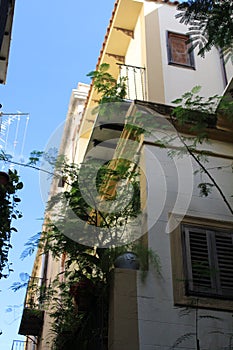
<box><xmin>167</xmin><ymin>32</ymin><xmax>195</xmax><ymax>69</ymax></box>
<box><xmin>182</xmin><ymin>225</ymin><xmax>233</xmax><ymax>300</ymax></box>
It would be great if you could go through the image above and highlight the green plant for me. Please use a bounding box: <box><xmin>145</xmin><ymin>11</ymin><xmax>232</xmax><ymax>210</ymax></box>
<box><xmin>176</xmin><ymin>0</ymin><xmax>233</xmax><ymax>62</ymax></box>
<box><xmin>12</xmin><ymin>65</ymin><xmax>233</xmax><ymax>349</ymax></box>
<box><xmin>172</xmin><ymin>85</ymin><xmax>220</xmax><ymax>137</ymax></box>
<box><xmin>171</xmin><ymin>86</ymin><xmax>233</xmax><ymax>215</ymax></box>
<box><xmin>87</xmin><ymin>63</ymin><xmax>127</xmax><ymax>103</ymax></box>
<box><xmin>41</xmin><ymin>70</ymin><xmax>232</xmax><ymax>349</ymax></box>
<box><xmin>31</xmin><ymin>152</ymin><xmax>160</xmax><ymax>348</ymax></box>
<box><xmin>0</xmin><ymin>169</ymin><xmax>23</xmax><ymax>279</ymax></box>
<box><xmin>47</xmin><ymin>278</ymin><xmax>108</xmax><ymax>350</ymax></box>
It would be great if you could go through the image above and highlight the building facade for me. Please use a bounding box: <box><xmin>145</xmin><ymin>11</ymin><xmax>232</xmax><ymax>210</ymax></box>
<box><xmin>19</xmin><ymin>1</ymin><xmax>233</xmax><ymax>349</ymax></box>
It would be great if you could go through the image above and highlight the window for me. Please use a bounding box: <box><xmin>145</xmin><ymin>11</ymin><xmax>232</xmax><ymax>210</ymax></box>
<box><xmin>167</xmin><ymin>32</ymin><xmax>195</xmax><ymax>69</ymax></box>
<box><xmin>170</xmin><ymin>217</ymin><xmax>233</xmax><ymax>311</ymax></box>
<box><xmin>182</xmin><ymin>225</ymin><xmax>233</xmax><ymax>299</ymax></box>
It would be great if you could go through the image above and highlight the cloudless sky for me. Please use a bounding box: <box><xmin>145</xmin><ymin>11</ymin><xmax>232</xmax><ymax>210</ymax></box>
<box><xmin>0</xmin><ymin>1</ymin><xmax>115</xmax><ymax>348</ymax></box>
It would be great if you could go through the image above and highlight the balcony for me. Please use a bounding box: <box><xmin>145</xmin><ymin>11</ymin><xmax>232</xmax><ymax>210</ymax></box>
<box><xmin>84</xmin><ymin>100</ymin><xmax>131</xmax><ymax>162</ymax></box>
<box><xmin>19</xmin><ymin>277</ymin><xmax>45</xmax><ymax>336</ymax></box>
<box><xmin>118</xmin><ymin>63</ymin><xmax>147</xmax><ymax>101</ymax></box>
<box><xmin>11</xmin><ymin>340</ymin><xmax>26</xmax><ymax>350</ymax></box>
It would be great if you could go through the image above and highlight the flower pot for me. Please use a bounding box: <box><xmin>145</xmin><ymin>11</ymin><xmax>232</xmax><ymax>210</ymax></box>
<box><xmin>114</xmin><ymin>252</ymin><xmax>140</xmax><ymax>270</ymax></box>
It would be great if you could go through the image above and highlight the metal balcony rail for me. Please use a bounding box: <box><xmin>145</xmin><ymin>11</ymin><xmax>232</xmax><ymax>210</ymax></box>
<box><xmin>118</xmin><ymin>63</ymin><xmax>147</xmax><ymax>101</ymax></box>
<box><xmin>24</xmin><ymin>276</ymin><xmax>46</xmax><ymax>310</ymax></box>
<box><xmin>11</xmin><ymin>340</ymin><xmax>26</xmax><ymax>350</ymax></box>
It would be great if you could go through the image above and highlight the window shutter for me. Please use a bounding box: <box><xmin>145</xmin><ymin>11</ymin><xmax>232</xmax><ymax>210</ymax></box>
<box><xmin>167</xmin><ymin>32</ymin><xmax>195</xmax><ymax>68</ymax></box>
<box><xmin>215</xmin><ymin>232</ymin><xmax>233</xmax><ymax>297</ymax></box>
<box><xmin>170</xmin><ymin>34</ymin><xmax>190</xmax><ymax>66</ymax></box>
<box><xmin>183</xmin><ymin>226</ymin><xmax>213</xmax><ymax>295</ymax></box>
<box><xmin>183</xmin><ymin>225</ymin><xmax>233</xmax><ymax>299</ymax></box>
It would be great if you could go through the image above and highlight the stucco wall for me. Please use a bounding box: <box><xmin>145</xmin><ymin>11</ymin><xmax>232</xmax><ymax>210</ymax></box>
<box><xmin>143</xmin><ymin>2</ymin><xmax>233</xmax><ymax>104</ymax></box>
<box><xmin>137</xmin><ymin>139</ymin><xmax>233</xmax><ymax>349</ymax></box>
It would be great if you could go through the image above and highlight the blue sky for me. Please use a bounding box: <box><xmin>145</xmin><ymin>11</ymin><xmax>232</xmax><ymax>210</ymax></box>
<box><xmin>0</xmin><ymin>0</ymin><xmax>115</xmax><ymax>348</ymax></box>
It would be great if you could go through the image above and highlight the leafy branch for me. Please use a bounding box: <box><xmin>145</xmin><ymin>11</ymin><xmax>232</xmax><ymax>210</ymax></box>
<box><xmin>0</xmin><ymin>169</ymin><xmax>23</xmax><ymax>279</ymax></box>
<box><xmin>176</xmin><ymin>0</ymin><xmax>233</xmax><ymax>62</ymax></box>
<box><xmin>87</xmin><ymin>63</ymin><xmax>127</xmax><ymax>103</ymax></box>
<box><xmin>171</xmin><ymin>86</ymin><xmax>233</xmax><ymax>215</ymax></box>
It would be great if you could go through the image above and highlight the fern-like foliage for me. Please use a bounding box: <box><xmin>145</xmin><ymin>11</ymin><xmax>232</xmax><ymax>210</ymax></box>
<box><xmin>176</xmin><ymin>0</ymin><xmax>233</xmax><ymax>62</ymax></box>
<box><xmin>87</xmin><ymin>63</ymin><xmax>127</xmax><ymax>103</ymax></box>
<box><xmin>20</xmin><ymin>232</ymin><xmax>41</xmax><ymax>260</ymax></box>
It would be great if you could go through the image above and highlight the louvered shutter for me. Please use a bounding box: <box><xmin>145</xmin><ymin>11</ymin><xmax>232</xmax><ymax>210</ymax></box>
<box><xmin>215</xmin><ymin>232</ymin><xmax>233</xmax><ymax>298</ymax></box>
<box><xmin>183</xmin><ymin>226</ymin><xmax>214</xmax><ymax>296</ymax></box>
<box><xmin>182</xmin><ymin>225</ymin><xmax>233</xmax><ymax>299</ymax></box>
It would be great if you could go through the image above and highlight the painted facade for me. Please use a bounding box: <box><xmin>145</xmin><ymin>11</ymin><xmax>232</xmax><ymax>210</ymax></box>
<box><xmin>19</xmin><ymin>1</ymin><xmax>233</xmax><ymax>349</ymax></box>
<box><xmin>18</xmin><ymin>83</ymin><xmax>89</xmax><ymax>350</ymax></box>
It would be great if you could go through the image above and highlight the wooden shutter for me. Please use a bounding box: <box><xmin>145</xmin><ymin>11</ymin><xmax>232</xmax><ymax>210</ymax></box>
<box><xmin>183</xmin><ymin>226</ymin><xmax>213</xmax><ymax>295</ymax></box>
<box><xmin>215</xmin><ymin>232</ymin><xmax>233</xmax><ymax>298</ymax></box>
<box><xmin>167</xmin><ymin>32</ymin><xmax>195</xmax><ymax>68</ymax></box>
<box><xmin>169</xmin><ymin>33</ymin><xmax>190</xmax><ymax>66</ymax></box>
<box><xmin>183</xmin><ymin>225</ymin><xmax>233</xmax><ymax>299</ymax></box>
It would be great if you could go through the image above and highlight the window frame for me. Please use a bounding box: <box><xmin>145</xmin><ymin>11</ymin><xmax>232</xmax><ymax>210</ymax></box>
<box><xmin>170</xmin><ymin>215</ymin><xmax>233</xmax><ymax>311</ymax></box>
<box><xmin>167</xmin><ymin>31</ymin><xmax>195</xmax><ymax>70</ymax></box>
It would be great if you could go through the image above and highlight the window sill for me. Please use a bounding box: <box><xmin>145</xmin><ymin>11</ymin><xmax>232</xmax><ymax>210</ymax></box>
<box><xmin>174</xmin><ymin>291</ymin><xmax>233</xmax><ymax>312</ymax></box>
<box><xmin>168</xmin><ymin>62</ymin><xmax>196</xmax><ymax>70</ymax></box>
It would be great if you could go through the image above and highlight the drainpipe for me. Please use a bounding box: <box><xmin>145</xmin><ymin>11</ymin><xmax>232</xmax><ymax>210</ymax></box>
<box><xmin>219</xmin><ymin>49</ymin><xmax>228</xmax><ymax>88</ymax></box>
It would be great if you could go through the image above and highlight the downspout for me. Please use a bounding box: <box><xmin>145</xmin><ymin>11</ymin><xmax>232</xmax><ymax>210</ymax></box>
<box><xmin>219</xmin><ymin>49</ymin><xmax>228</xmax><ymax>88</ymax></box>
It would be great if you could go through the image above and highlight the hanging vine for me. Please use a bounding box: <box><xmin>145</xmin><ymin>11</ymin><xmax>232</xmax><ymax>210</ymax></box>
<box><xmin>0</xmin><ymin>169</ymin><xmax>23</xmax><ymax>279</ymax></box>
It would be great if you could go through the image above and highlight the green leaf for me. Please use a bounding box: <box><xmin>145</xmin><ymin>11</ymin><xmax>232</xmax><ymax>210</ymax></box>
<box><xmin>16</xmin><ymin>182</ymin><xmax>23</xmax><ymax>190</ymax></box>
<box><xmin>171</xmin><ymin>98</ymin><xmax>183</xmax><ymax>104</ymax></box>
<box><xmin>99</xmin><ymin>63</ymin><xmax>110</xmax><ymax>72</ymax></box>
<box><xmin>191</xmin><ymin>85</ymin><xmax>202</xmax><ymax>94</ymax></box>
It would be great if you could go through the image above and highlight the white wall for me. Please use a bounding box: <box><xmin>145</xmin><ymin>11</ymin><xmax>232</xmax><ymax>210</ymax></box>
<box><xmin>125</xmin><ymin>9</ymin><xmax>145</xmax><ymax>68</ymax></box>
<box><xmin>137</xmin><ymin>139</ymin><xmax>233</xmax><ymax>349</ymax></box>
<box><xmin>143</xmin><ymin>2</ymin><xmax>233</xmax><ymax>104</ymax></box>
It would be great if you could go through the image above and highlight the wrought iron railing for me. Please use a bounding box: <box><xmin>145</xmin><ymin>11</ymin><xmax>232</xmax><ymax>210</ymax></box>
<box><xmin>118</xmin><ymin>63</ymin><xmax>147</xmax><ymax>101</ymax></box>
<box><xmin>11</xmin><ymin>340</ymin><xmax>26</xmax><ymax>350</ymax></box>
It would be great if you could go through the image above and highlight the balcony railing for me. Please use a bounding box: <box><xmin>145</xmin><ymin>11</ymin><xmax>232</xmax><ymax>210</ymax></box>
<box><xmin>11</xmin><ymin>340</ymin><xmax>26</xmax><ymax>350</ymax></box>
<box><xmin>19</xmin><ymin>277</ymin><xmax>45</xmax><ymax>336</ymax></box>
<box><xmin>118</xmin><ymin>63</ymin><xmax>147</xmax><ymax>101</ymax></box>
